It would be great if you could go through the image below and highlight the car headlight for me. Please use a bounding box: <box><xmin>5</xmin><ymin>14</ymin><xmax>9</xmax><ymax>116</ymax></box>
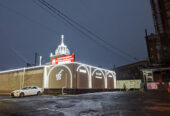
<box><xmin>15</xmin><ymin>91</ymin><xmax>20</xmax><ymax>94</ymax></box>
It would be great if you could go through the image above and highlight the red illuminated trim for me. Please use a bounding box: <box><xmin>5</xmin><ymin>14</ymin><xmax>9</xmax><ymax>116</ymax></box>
<box><xmin>51</xmin><ymin>54</ymin><xmax>75</xmax><ymax>65</ymax></box>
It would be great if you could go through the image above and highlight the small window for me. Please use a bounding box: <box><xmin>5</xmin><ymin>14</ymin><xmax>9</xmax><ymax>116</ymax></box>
<box><xmin>147</xmin><ymin>73</ymin><xmax>152</xmax><ymax>76</ymax></box>
<box><xmin>21</xmin><ymin>87</ymin><xmax>28</xmax><ymax>90</ymax></box>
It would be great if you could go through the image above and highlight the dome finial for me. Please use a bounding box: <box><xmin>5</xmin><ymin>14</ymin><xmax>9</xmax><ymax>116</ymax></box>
<box><xmin>54</xmin><ymin>34</ymin><xmax>70</xmax><ymax>57</ymax></box>
<box><xmin>61</xmin><ymin>34</ymin><xmax>64</xmax><ymax>45</ymax></box>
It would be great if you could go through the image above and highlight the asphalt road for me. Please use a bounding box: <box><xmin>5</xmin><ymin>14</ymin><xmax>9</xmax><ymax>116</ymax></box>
<box><xmin>0</xmin><ymin>92</ymin><xmax>170</xmax><ymax>116</ymax></box>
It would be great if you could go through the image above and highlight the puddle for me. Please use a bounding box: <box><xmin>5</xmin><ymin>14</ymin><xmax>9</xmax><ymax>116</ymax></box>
<box><xmin>79</xmin><ymin>110</ymin><xmax>98</xmax><ymax>116</ymax></box>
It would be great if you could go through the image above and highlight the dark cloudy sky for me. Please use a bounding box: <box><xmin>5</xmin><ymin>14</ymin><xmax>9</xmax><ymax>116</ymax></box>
<box><xmin>0</xmin><ymin>0</ymin><xmax>154</xmax><ymax>70</ymax></box>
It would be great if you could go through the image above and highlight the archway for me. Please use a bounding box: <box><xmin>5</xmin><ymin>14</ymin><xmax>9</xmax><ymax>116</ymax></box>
<box><xmin>47</xmin><ymin>64</ymin><xmax>72</xmax><ymax>88</ymax></box>
<box><xmin>76</xmin><ymin>65</ymin><xmax>90</xmax><ymax>88</ymax></box>
<box><xmin>106</xmin><ymin>72</ymin><xmax>115</xmax><ymax>89</ymax></box>
<box><xmin>92</xmin><ymin>69</ymin><xmax>106</xmax><ymax>88</ymax></box>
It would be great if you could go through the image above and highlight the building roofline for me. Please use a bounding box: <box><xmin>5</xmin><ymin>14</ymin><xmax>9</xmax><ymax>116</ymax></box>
<box><xmin>0</xmin><ymin>62</ymin><xmax>115</xmax><ymax>74</ymax></box>
<box><xmin>115</xmin><ymin>60</ymin><xmax>148</xmax><ymax>69</ymax></box>
<box><xmin>141</xmin><ymin>67</ymin><xmax>170</xmax><ymax>72</ymax></box>
<box><xmin>47</xmin><ymin>62</ymin><xmax>115</xmax><ymax>73</ymax></box>
<box><xmin>0</xmin><ymin>65</ymin><xmax>45</xmax><ymax>74</ymax></box>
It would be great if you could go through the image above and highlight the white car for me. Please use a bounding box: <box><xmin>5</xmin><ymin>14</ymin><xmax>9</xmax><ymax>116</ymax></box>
<box><xmin>10</xmin><ymin>86</ymin><xmax>43</xmax><ymax>97</ymax></box>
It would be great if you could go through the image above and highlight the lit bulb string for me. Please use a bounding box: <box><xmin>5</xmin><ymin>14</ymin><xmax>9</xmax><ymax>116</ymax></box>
<box><xmin>0</xmin><ymin>62</ymin><xmax>115</xmax><ymax>74</ymax></box>
<box><xmin>35</xmin><ymin>0</ymin><xmax>138</xmax><ymax>62</ymax></box>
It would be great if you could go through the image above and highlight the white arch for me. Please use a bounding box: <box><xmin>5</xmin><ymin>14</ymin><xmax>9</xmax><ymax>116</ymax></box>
<box><xmin>47</xmin><ymin>64</ymin><xmax>73</xmax><ymax>88</ymax></box>
<box><xmin>106</xmin><ymin>71</ymin><xmax>116</xmax><ymax>88</ymax></box>
<box><xmin>92</xmin><ymin>68</ymin><xmax>106</xmax><ymax>88</ymax></box>
<box><xmin>92</xmin><ymin>68</ymin><xmax>105</xmax><ymax>78</ymax></box>
<box><xmin>76</xmin><ymin>65</ymin><xmax>90</xmax><ymax>77</ymax></box>
<box><xmin>76</xmin><ymin>64</ymin><xmax>90</xmax><ymax>87</ymax></box>
<box><xmin>111</xmin><ymin>72</ymin><xmax>116</xmax><ymax>88</ymax></box>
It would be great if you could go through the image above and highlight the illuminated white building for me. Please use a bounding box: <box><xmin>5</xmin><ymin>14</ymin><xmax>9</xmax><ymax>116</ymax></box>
<box><xmin>0</xmin><ymin>34</ymin><xmax>116</xmax><ymax>94</ymax></box>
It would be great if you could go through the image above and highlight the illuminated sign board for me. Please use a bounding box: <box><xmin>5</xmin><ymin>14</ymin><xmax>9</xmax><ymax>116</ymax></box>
<box><xmin>96</xmin><ymin>72</ymin><xmax>102</xmax><ymax>76</ymax></box>
<box><xmin>79</xmin><ymin>69</ymin><xmax>87</xmax><ymax>73</ymax></box>
<box><xmin>51</xmin><ymin>54</ymin><xmax>75</xmax><ymax>65</ymax></box>
<box><xmin>95</xmin><ymin>76</ymin><xmax>102</xmax><ymax>79</ymax></box>
<box><xmin>108</xmin><ymin>75</ymin><xmax>112</xmax><ymax>78</ymax></box>
<box><xmin>95</xmin><ymin>72</ymin><xmax>102</xmax><ymax>79</ymax></box>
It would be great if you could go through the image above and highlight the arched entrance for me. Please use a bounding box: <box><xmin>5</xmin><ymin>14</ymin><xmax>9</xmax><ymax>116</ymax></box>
<box><xmin>76</xmin><ymin>65</ymin><xmax>90</xmax><ymax>88</ymax></box>
<box><xmin>47</xmin><ymin>65</ymin><xmax>72</xmax><ymax>88</ymax></box>
<box><xmin>107</xmin><ymin>72</ymin><xmax>114</xmax><ymax>89</ymax></box>
<box><xmin>92</xmin><ymin>69</ymin><xmax>105</xmax><ymax>88</ymax></box>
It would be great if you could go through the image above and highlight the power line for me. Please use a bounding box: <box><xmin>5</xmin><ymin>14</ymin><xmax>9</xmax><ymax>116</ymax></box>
<box><xmin>0</xmin><ymin>2</ymin><xmax>59</xmax><ymax>66</ymax></box>
<box><xmin>42</xmin><ymin>0</ymin><xmax>136</xmax><ymax>60</ymax></box>
<box><xmin>36</xmin><ymin>0</ymin><xmax>138</xmax><ymax>62</ymax></box>
<box><xmin>41</xmin><ymin>0</ymin><xmax>138</xmax><ymax>61</ymax></box>
<box><xmin>34</xmin><ymin>0</ymin><xmax>134</xmax><ymax>62</ymax></box>
<box><xmin>11</xmin><ymin>48</ymin><xmax>30</xmax><ymax>64</ymax></box>
<box><xmin>38</xmin><ymin>0</ymin><xmax>134</xmax><ymax>62</ymax></box>
<box><xmin>0</xmin><ymin>2</ymin><xmax>57</xmax><ymax>34</ymax></box>
<box><xmin>34</xmin><ymin>0</ymin><xmax>133</xmax><ymax>62</ymax></box>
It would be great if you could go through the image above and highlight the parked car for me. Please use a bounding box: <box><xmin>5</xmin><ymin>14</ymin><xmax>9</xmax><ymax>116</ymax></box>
<box><xmin>10</xmin><ymin>86</ymin><xmax>43</xmax><ymax>97</ymax></box>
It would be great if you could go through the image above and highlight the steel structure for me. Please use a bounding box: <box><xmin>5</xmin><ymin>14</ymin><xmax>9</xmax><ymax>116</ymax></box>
<box><xmin>145</xmin><ymin>0</ymin><xmax>170</xmax><ymax>65</ymax></box>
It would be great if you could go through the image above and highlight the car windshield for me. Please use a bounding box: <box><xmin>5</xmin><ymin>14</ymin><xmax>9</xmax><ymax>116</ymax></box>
<box><xmin>32</xmin><ymin>87</ymin><xmax>37</xmax><ymax>89</ymax></box>
<box><xmin>21</xmin><ymin>87</ymin><xmax>28</xmax><ymax>90</ymax></box>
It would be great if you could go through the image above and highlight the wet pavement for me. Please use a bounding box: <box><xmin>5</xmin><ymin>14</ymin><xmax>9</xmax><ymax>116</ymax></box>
<box><xmin>0</xmin><ymin>92</ymin><xmax>170</xmax><ymax>116</ymax></box>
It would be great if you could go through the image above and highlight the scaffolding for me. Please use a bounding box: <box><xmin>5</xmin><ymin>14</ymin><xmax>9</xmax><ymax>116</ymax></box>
<box><xmin>150</xmin><ymin>0</ymin><xmax>170</xmax><ymax>37</ymax></box>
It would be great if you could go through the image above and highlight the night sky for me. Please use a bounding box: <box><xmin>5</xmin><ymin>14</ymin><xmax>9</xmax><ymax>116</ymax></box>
<box><xmin>0</xmin><ymin>0</ymin><xmax>154</xmax><ymax>70</ymax></box>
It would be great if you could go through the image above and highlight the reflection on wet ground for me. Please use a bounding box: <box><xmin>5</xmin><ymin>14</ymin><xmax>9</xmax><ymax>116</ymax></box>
<box><xmin>0</xmin><ymin>92</ymin><xmax>170</xmax><ymax>116</ymax></box>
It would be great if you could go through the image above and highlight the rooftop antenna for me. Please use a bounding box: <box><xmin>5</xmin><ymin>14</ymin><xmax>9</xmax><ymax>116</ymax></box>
<box><xmin>35</xmin><ymin>52</ymin><xmax>37</xmax><ymax>66</ymax></box>
<box><xmin>145</xmin><ymin>29</ymin><xmax>148</xmax><ymax>37</ymax></box>
<box><xmin>61</xmin><ymin>34</ymin><xmax>64</xmax><ymax>45</ymax></box>
<box><xmin>39</xmin><ymin>56</ymin><xmax>42</xmax><ymax>66</ymax></box>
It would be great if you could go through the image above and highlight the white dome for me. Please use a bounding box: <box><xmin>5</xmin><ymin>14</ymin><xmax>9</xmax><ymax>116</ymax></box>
<box><xmin>55</xmin><ymin>35</ymin><xmax>70</xmax><ymax>56</ymax></box>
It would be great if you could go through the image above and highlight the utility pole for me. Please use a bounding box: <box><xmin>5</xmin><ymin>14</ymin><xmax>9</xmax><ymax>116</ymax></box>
<box><xmin>35</xmin><ymin>52</ymin><xmax>38</xmax><ymax>66</ymax></box>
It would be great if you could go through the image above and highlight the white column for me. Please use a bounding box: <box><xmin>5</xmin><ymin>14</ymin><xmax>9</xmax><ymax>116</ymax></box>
<box><xmin>22</xmin><ymin>67</ymin><xmax>25</xmax><ymax>88</ymax></box>
<box><xmin>89</xmin><ymin>67</ymin><xmax>92</xmax><ymax>88</ymax></box>
<box><xmin>43</xmin><ymin>66</ymin><xmax>48</xmax><ymax>88</ymax></box>
<box><xmin>105</xmin><ymin>72</ymin><xmax>108</xmax><ymax>89</ymax></box>
<box><xmin>113</xmin><ymin>72</ymin><xmax>117</xmax><ymax>88</ymax></box>
<box><xmin>39</xmin><ymin>56</ymin><xmax>42</xmax><ymax>66</ymax></box>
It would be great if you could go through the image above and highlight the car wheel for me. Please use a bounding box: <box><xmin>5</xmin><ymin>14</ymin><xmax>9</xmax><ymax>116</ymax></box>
<box><xmin>37</xmin><ymin>91</ymin><xmax>41</xmax><ymax>96</ymax></box>
<box><xmin>20</xmin><ymin>92</ymin><xmax>24</xmax><ymax>97</ymax></box>
<box><xmin>11</xmin><ymin>93</ymin><xmax>15</xmax><ymax>98</ymax></box>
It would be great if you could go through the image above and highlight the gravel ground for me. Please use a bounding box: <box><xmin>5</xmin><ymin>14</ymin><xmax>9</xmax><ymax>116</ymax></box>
<box><xmin>0</xmin><ymin>92</ymin><xmax>170</xmax><ymax>116</ymax></box>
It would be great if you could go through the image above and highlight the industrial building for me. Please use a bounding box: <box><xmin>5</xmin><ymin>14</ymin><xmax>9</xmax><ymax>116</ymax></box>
<box><xmin>142</xmin><ymin>0</ymin><xmax>170</xmax><ymax>90</ymax></box>
<box><xmin>115</xmin><ymin>60</ymin><xmax>148</xmax><ymax>80</ymax></box>
<box><xmin>0</xmin><ymin>35</ymin><xmax>116</xmax><ymax>94</ymax></box>
<box><xmin>146</xmin><ymin>0</ymin><xmax>170</xmax><ymax>65</ymax></box>
<box><xmin>115</xmin><ymin>0</ymin><xmax>170</xmax><ymax>90</ymax></box>
<box><xmin>114</xmin><ymin>61</ymin><xmax>147</xmax><ymax>90</ymax></box>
